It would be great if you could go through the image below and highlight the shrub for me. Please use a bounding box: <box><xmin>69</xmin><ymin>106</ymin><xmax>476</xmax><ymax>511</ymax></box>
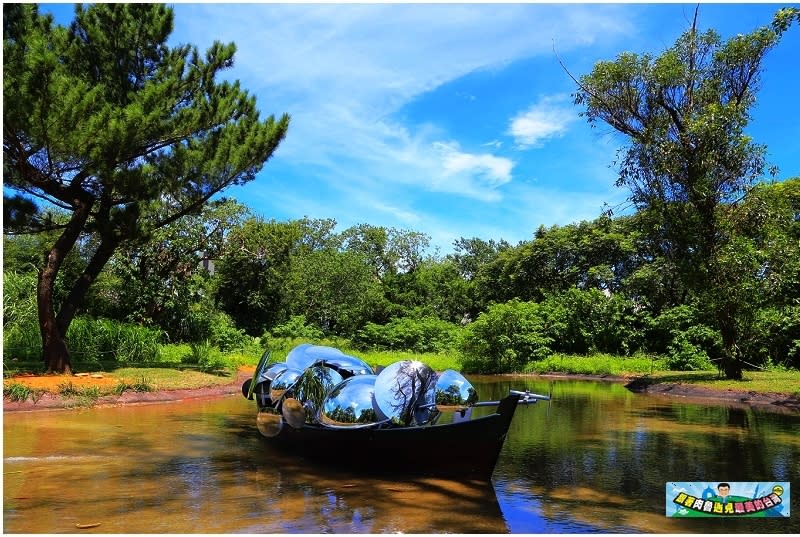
<box><xmin>740</xmin><ymin>306</ymin><xmax>800</xmax><ymax>370</ymax></box>
<box><xmin>269</xmin><ymin>315</ymin><xmax>324</xmax><ymax>340</ymax></box>
<box><xmin>113</xmin><ymin>376</ymin><xmax>154</xmax><ymax>394</ymax></box>
<box><xmin>665</xmin><ymin>334</ymin><xmax>715</xmax><ymax>371</ymax></box>
<box><xmin>208</xmin><ymin>311</ymin><xmax>251</xmax><ymax>352</ymax></box>
<box><xmin>459</xmin><ymin>299</ymin><xmax>554</xmax><ymax>373</ymax></box>
<box><xmin>3</xmin><ymin>272</ymin><xmax>41</xmax><ymax>363</ymax></box>
<box><xmin>182</xmin><ymin>340</ymin><xmax>228</xmax><ymax>373</ymax></box>
<box><xmin>353</xmin><ymin>316</ymin><xmax>461</xmax><ymax>353</ymax></box>
<box><xmin>3</xmin><ymin>382</ymin><xmax>45</xmax><ymax>403</ymax></box>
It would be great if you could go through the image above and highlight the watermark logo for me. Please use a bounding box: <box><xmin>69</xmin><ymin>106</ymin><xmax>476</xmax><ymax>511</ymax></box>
<box><xmin>666</xmin><ymin>482</ymin><xmax>790</xmax><ymax>517</ymax></box>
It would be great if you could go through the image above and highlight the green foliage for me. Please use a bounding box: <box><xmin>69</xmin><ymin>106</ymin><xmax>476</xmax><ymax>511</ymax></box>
<box><xmin>3</xmin><ymin>3</ymin><xmax>289</xmax><ymax>372</ymax></box>
<box><xmin>574</xmin><ymin>7</ymin><xmax>796</xmax><ymax>378</ymax></box>
<box><xmin>524</xmin><ymin>353</ymin><xmax>663</xmax><ymax>376</ymax></box>
<box><xmin>207</xmin><ymin>311</ymin><xmax>250</xmax><ymax>352</ymax></box>
<box><xmin>2</xmin><ymin>271</ymin><xmax>41</xmax><ymax>363</ymax></box>
<box><xmin>103</xmin><ymin>199</ymin><xmax>248</xmax><ymax>339</ymax></box>
<box><xmin>215</xmin><ymin>217</ymin><xmax>300</xmax><ymax>335</ymax></box>
<box><xmin>353</xmin><ymin>316</ymin><xmax>461</xmax><ymax>353</ymax></box>
<box><xmin>65</xmin><ymin>317</ymin><xmax>163</xmax><ymax>365</ymax></box>
<box><xmin>665</xmin><ymin>334</ymin><xmax>716</xmax><ymax>371</ymax></box>
<box><xmin>647</xmin><ymin>305</ymin><xmax>721</xmax><ymax>371</ymax></box>
<box><xmin>459</xmin><ymin>299</ymin><xmax>554</xmax><ymax>373</ymax></box>
<box><xmin>269</xmin><ymin>315</ymin><xmax>325</xmax><ymax>340</ymax></box>
<box><xmin>3</xmin><ymin>382</ymin><xmax>45</xmax><ymax>403</ymax></box>
<box><xmin>287</xmin><ymin>249</ymin><xmax>384</xmax><ymax>335</ymax></box>
<box><xmin>181</xmin><ymin>340</ymin><xmax>228</xmax><ymax>373</ymax></box>
<box><xmin>112</xmin><ymin>377</ymin><xmax>154</xmax><ymax>395</ymax></box>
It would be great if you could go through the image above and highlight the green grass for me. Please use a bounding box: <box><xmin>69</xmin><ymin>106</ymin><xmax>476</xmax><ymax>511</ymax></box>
<box><xmin>3</xmin><ymin>382</ymin><xmax>45</xmax><ymax>403</ymax></box>
<box><xmin>112</xmin><ymin>376</ymin><xmax>155</xmax><ymax>395</ymax></box>
<box><xmin>523</xmin><ymin>353</ymin><xmax>665</xmax><ymax>376</ymax></box>
<box><xmin>519</xmin><ymin>353</ymin><xmax>800</xmax><ymax>397</ymax></box>
<box><xmin>645</xmin><ymin>370</ymin><xmax>800</xmax><ymax>396</ymax></box>
<box><xmin>111</xmin><ymin>367</ymin><xmax>237</xmax><ymax>390</ymax></box>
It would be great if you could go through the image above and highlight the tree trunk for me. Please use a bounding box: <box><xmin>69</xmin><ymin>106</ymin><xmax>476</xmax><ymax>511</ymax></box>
<box><xmin>37</xmin><ymin>203</ymin><xmax>92</xmax><ymax>374</ymax></box>
<box><xmin>718</xmin><ymin>310</ymin><xmax>743</xmax><ymax>380</ymax></box>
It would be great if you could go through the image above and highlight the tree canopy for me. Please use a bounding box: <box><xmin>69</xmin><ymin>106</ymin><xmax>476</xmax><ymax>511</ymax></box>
<box><xmin>3</xmin><ymin>3</ymin><xmax>289</xmax><ymax>372</ymax></box>
<box><xmin>571</xmin><ymin>6</ymin><xmax>798</xmax><ymax>378</ymax></box>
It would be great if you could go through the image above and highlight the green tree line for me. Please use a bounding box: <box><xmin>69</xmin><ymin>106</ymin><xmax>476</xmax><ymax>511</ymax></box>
<box><xmin>5</xmin><ymin>177</ymin><xmax>799</xmax><ymax>374</ymax></box>
<box><xmin>4</xmin><ymin>4</ymin><xmax>799</xmax><ymax>377</ymax></box>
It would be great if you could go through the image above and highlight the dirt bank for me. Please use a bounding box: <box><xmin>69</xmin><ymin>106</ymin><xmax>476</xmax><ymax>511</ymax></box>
<box><xmin>3</xmin><ymin>370</ymin><xmax>252</xmax><ymax>412</ymax></box>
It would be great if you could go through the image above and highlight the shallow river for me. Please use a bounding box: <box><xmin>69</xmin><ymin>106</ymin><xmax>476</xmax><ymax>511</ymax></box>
<box><xmin>4</xmin><ymin>377</ymin><xmax>799</xmax><ymax>533</ymax></box>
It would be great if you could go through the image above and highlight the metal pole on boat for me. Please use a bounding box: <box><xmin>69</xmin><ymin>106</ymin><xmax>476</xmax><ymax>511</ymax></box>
<box><xmin>472</xmin><ymin>389</ymin><xmax>551</xmax><ymax>407</ymax></box>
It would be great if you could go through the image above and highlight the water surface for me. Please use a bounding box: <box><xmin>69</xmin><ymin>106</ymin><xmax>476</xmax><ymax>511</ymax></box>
<box><xmin>4</xmin><ymin>377</ymin><xmax>798</xmax><ymax>533</ymax></box>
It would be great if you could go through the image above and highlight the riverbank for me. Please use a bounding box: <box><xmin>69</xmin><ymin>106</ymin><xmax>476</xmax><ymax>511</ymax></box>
<box><xmin>3</xmin><ymin>369</ymin><xmax>799</xmax><ymax>413</ymax></box>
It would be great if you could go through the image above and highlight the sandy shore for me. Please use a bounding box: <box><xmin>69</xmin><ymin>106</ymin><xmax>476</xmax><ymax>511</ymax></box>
<box><xmin>3</xmin><ymin>370</ymin><xmax>799</xmax><ymax>414</ymax></box>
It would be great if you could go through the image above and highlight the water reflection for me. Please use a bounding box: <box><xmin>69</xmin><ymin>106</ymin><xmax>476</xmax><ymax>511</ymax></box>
<box><xmin>3</xmin><ymin>397</ymin><xmax>505</xmax><ymax>533</ymax></box>
<box><xmin>480</xmin><ymin>377</ymin><xmax>800</xmax><ymax>534</ymax></box>
<box><xmin>4</xmin><ymin>378</ymin><xmax>799</xmax><ymax>534</ymax></box>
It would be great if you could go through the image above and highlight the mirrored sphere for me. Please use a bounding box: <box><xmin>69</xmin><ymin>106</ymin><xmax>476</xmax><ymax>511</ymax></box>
<box><xmin>256</xmin><ymin>409</ymin><xmax>283</xmax><ymax>438</ymax></box>
<box><xmin>293</xmin><ymin>365</ymin><xmax>344</xmax><ymax>421</ymax></box>
<box><xmin>285</xmin><ymin>343</ymin><xmax>316</xmax><ymax>370</ymax></box>
<box><xmin>281</xmin><ymin>397</ymin><xmax>306</xmax><ymax>429</ymax></box>
<box><xmin>269</xmin><ymin>367</ymin><xmax>304</xmax><ymax>402</ymax></box>
<box><xmin>373</xmin><ymin>360</ymin><xmax>437</xmax><ymax>426</ymax></box>
<box><xmin>320</xmin><ymin>353</ymin><xmax>374</xmax><ymax>377</ymax></box>
<box><xmin>260</xmin><ymin>362</ymin><xmax>288</xmax><ymax>384</ymax></box>
<box><xmin>319</xmin><ymin>375</ymin><xmax>379</xmax><ymax>426</ymax></box>
<box><xmin>434</xmin><ymin>369</ymin><xmax>478</xmax><ymax>411</ymax></box>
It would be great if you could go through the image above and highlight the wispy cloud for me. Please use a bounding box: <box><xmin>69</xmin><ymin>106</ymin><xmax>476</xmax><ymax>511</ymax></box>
<box><xmin>169</xmin><ymin>3</ymin><xmax>638</xmax><ymax>249</ymax></box>
<box><xmin>509</xmin><ymin>94</ymin><xmax>578</xmax><ymax>149</ymax></box>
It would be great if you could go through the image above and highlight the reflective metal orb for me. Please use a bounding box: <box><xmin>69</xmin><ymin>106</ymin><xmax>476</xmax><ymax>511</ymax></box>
<box><xmin>292</xmin><ymin>365</ymin><xmax>344</xmax><ymax>422</ymax></box>
<box><xmin>285</xmin><ymin>343</ymin><xmax>316</xmax><ymax>370</ymax></box>
<box><xmin>373</xmin><ymin>360</ymin><xmax>437</xmax><ymax>426</ymax></box>
<box><xmin>256</xmin><ymin>409</ymin><xmax>283</xmax><ymax>438</ymax></box>
<box><xmin>281</xmin><ymin>397</ymin><xmax>306</xmax><ymax>429</ymax></box>
<box><xmin>260</xmin><ymin>362</ymin><xmax>288</xmax><ymax>383</ymax></box>
<box><xmin>320</xmin><ymin>353</ymin><xmax>374</xmax><ymax>377</ymax></box>
<box><xmin>319</xmin><ymin>375</ymin><xmax>379</xmax><ymax>426</ymax></box>
<box><xmin>269</xmin><ymin>367</ymin><xmax>304</xmax><ymax>402</ymax></box>
<box><xmin>434</xmin><ymin>369</ymin><xmax>478</xmax><ymax>411</ymax></box>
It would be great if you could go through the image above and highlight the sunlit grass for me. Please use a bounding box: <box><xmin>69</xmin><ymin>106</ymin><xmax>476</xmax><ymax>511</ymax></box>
<box><xmin>646</xmin><ymin>369</ymin><xmax>800</xmax><ymax>396</ymax></box>
<box><xmin>111</xmin><ymin>367</ymin><xmax>236</xmax><ymax>390</ymax></box>
<box><xmin>524</xmin><ymin>353</ymin><xmax>665</xmax><ymax>376</ymax></box>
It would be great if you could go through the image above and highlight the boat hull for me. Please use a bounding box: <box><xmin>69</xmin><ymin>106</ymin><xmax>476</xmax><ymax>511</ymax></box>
<box><xmin>255</xmin><ymin>393</ymin><xmax>521</xmax><ymax>480</ymax></box>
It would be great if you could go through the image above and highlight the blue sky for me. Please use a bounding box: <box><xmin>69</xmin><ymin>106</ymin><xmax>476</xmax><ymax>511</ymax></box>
<box><xmin>41</xmin><ymin>3</ymin><xmax>800</xmax><ymax>254</ymax></box>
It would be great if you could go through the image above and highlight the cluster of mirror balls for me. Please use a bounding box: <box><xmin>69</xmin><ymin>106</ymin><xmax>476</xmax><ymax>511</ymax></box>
<box><xmin>247</xmin><ymin>344</ymin><xmax>479</xmax><ymax>437</ymax></box>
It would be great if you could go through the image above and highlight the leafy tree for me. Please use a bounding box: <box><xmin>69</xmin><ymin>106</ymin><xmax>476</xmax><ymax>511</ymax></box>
<box><xmin>572</xmin><ymin>6</ymin><xmax>797</xmax><ymax>378</ymax></box>
<box><xmin>287</xmin><ymin>249</ymin><xmax>383</xmax><ymax>335</ymax></box>
<box><xmin>450</xmin><ymin>237</ymin><xmax>510</xmax><ymax>280</ymax></box>
<box><xmin>105</xmin><ymin>198</ymin><xmax>248</xmax><ymax>339</ymax></box>
<box><xmin>3</xmin><ymin>4</ymin><xmax>289</xmax><ymax>372</ymax></box>
<box><xmin>215</xmin><ymin>217</ymin><xmax>299</xmax><ymax>335</ymax></box>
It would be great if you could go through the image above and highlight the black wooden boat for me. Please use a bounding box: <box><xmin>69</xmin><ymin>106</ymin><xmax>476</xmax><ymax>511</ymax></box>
<box><xmin>241</xmin><ymin>345</ymin><xmax>549</xmax><ymax>480</ymax></box>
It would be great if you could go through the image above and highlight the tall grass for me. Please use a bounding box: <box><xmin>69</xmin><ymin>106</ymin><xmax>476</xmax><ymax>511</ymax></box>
<box><xmin>65</xmin><ymin>317</ymin><xmax>163</xmax><ymax>365</ymax></box>
<box><xmin>3</xmin><ymin>272</ymin><xmax>41</xmax><ymax>363</ymax></box>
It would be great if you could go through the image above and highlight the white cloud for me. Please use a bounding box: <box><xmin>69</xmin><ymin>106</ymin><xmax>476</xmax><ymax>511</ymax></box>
<box><xmin>169</xmin><ymin>3</ymin><xmax>637</xmax><ymax>250</ymax></box>
<box><xmin>435</xmin><ymin>141</ymin><xmax>513</xmax><ymax>189</ymax></box>
<box><xmin>509</xmin><ymin>95</ymin><xmax>577</xmax><ymax>149</ymax></box>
